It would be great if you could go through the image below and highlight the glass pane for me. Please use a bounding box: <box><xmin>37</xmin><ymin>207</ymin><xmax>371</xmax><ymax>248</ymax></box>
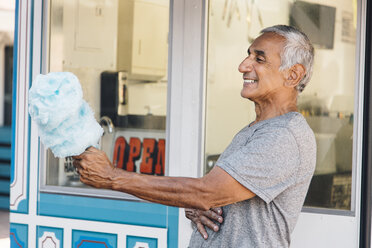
<box><xmin>45</xmin><ymin>0</ymin><xmax>169</xmax><ymax>190</ymax></box>
<box><xmin>205</xmin><ymin>0</ymin><xmax>357</xmax><ymax>211</ymax></box>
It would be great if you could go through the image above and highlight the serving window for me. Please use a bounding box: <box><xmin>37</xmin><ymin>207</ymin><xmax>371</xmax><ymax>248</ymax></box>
<box><xmin>40</xmin><ymin>0</ymin><xmax>170</xmax><ymax>198</ymax></box>
<box><xmin>204</xmin><ymin>0</ymin><xmax>358</xmax><ymax>212</ymax></box>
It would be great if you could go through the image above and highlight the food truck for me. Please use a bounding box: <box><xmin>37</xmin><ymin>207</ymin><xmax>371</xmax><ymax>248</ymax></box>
<box><xmin>8</xmin><ymin>0</ymin><xmax>372</xmax><ymax>247</ymax></box>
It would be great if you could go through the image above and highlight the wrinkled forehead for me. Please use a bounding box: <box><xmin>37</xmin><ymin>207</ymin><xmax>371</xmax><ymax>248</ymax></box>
<box><xmin>248</xmin><ymin>32</ymin><xmax>286</xmax><ymax>55</ymax></box>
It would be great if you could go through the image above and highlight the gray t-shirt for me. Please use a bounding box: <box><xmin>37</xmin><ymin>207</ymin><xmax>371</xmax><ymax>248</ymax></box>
<box><xmin>189</xmin><ymin>112</ymin><xmax>316</xmax><ymax>248</ymax></box>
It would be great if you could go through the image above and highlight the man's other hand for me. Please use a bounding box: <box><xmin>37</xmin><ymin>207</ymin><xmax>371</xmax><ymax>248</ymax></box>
<box><xmin>72</xmin><ymin>147</ymin><xmax>116</xmax><ymax>189</ymax></box>
<box><xmin>185</xmin><ymin>207</ymin><xmax>224</xmax><ymax>240</ymax></box>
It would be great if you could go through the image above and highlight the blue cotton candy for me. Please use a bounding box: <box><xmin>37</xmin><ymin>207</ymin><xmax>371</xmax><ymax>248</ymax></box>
<box><xmin>29</xmin><ymin>72</ymin><xmax>103</xmax><ymax>158</ymax></box>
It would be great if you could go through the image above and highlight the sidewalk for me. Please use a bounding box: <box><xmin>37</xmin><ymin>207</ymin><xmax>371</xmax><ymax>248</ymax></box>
<box><xmin>0</xmin><ymin>210</ymin><xmax>10</xmax><ymax>248</ymax></box>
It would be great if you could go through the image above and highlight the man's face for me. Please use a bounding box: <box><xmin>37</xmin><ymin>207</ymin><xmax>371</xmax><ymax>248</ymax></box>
<box><xmin>239</xmin><ymin>32</ymin><xmax>287</xmax><ymax>101</ymax></box>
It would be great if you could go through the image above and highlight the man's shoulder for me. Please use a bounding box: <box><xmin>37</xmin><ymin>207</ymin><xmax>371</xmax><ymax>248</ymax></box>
<box><xmin>264</xmin><ymin>112</ymin><xmax>314</xmax><ymax>137</ymax></box>
<box><xmin>286</xmin><ymin>112</ymin><xmax>316</xmax><ymax>142</ymax></box>
<box><xmin>272</xmin><ymin>112</ymin><xmax>316</xmax><ymax>169</ymax></box>
<box><xmin>253</xmin><ymin>112</ymin><xmax>311</xmax><ymax>135</ymax></box>
<box><xmin>256</xmin><ymin>112</ymin><xmax>316</xmax><ymax>152</ymax></box>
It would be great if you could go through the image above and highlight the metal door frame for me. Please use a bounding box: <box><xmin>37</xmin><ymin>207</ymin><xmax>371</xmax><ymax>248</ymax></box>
<box><xmin>360</xmin><ymin>0</ymin><xmax>372</xmax><ymax>247</ymax></box>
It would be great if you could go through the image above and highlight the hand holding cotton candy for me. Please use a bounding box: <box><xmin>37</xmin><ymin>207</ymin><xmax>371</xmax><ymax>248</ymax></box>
<box><xmin>28</xmin><ymin>72</ymin><xmax>103</xmax><ymax>158</ymax></box>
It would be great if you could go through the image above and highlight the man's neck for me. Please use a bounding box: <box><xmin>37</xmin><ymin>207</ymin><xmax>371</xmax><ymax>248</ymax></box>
<box><xmin>252</xmin><ymin>90</ymin><xmax>298</xmax><ymax>124</ymax></box>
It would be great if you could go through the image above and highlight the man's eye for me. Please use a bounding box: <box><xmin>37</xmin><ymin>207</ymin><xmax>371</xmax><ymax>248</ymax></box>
<box><xmin>256</xmin><ymin>57</ymin><xmax>265</xmax><ymax>62</ymax></box>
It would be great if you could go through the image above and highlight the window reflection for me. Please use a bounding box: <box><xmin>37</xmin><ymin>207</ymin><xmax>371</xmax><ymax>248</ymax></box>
<box><xmin>205</xmin><ymin>0</ymin><xmax>356</xmax><ymax>210</ymax></box>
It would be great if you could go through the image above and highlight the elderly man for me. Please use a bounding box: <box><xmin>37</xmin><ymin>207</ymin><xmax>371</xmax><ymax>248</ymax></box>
<box><xmin>73</xmin><ymin>25</ymin><xmax>316</xmax><ymax>247</ymax></box>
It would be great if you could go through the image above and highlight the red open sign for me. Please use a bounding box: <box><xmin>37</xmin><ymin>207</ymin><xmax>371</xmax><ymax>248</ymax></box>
<box><xmin>112</xmin><ymin>137</ymin><xmax>165</xmax><ymax>176</ymax></box>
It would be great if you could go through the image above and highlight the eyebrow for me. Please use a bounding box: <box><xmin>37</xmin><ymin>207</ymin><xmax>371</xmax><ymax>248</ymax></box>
<box><xmin>247</xmin><ymin>48</ymin><xmax>266</xmax><ymax>57</ymax></box>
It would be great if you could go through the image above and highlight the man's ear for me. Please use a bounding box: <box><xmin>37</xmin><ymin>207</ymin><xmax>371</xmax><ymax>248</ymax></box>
<box><xmin>284</xmin><ymin>64</ymin><xmax>306</xmax><ymax>88</ymax></box>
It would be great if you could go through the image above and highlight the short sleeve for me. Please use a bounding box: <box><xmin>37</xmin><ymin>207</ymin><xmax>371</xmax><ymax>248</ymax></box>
<box><xmin>217</xmin><ymin>126</ymin><xmax>300</xmax><ymax>204</ymax></box>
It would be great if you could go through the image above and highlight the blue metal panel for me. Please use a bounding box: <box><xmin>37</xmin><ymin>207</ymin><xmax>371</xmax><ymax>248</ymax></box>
<box><xmin>0</xmin><ymin>127</ymin><xmax>11</xmax><ymax>209</ymax></box>
<box><xmin>72</xmin><ymin>230</ymin><xmax>117</xmax><ymax>248</ymax></box>
<box><xmin>0</xmin><ymin>146</ymin><xmax>11</xmax><ymax>160</ymax></box>
<box><xmin>38</xmin><ymin>193</ymin><xmax>179</xmax><ymax>247</ymax></box>
<box><xmin>39</xmin><ymin>193</ymin><xmax>168</xmax><ymax>227</ymax></box>
<box><xmin>0</xmin><ymin>195</ymin><xmax>9</xmax><ymax>209</ymax></box>
<box><xmin>10</xmin><ymin>223</ymin><xmax>28</xmax><ymax>248</ymax></box>
<box><xmin>37</xmin><ymin>226</ymin><xmax>64</xmax><ymax>248</ymax></box>
<box><xmin>0</xmin><ymin>180</ymin><xmax>9</xmax><ymax>194</ymax></box>
<box><xmin>0</xmin><ymin>163</ymin><xmax>10</xmax><ymax>178</ymax></box>
<box><xmin>0</xmin><ymin>127</ymin><xmax>11</xmax><ymax>143</ymax></box>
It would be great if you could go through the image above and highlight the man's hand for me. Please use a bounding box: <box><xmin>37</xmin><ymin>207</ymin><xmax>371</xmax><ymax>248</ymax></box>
<box><xmin>185</xmin><ymin>207</ymin><xmax>224</xmax><ymax>240</ymax></box>
<box><xmin>72</xmin><ymin>147</ymin><xmax>116</xmax><ymax>189</ymax></box>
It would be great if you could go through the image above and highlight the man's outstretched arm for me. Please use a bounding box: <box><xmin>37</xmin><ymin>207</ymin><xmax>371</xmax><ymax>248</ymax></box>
<box><xmin>73</xmin><ymin>147</ymin><xmax>255</xmax><ymax>210</ymax></box>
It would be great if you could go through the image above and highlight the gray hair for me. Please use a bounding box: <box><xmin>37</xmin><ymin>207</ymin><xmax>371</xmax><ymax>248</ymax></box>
<box><xmin>261</xmin><ymin>25</ymin><xmax>314</xmax><ymax>93</ymax></box>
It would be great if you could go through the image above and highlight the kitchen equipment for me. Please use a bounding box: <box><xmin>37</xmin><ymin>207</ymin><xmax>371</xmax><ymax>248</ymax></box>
<box><xmin>100</xmin><ymin>71</ymin><xmax>129</xmax><ymax>126</ymax></box>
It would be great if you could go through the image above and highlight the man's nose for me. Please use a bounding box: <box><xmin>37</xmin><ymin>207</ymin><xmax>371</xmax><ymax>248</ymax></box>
<box><xmin>238</xmin><ymin>57</ymin><xmax>253</xmax><ymax>73</ymax></box>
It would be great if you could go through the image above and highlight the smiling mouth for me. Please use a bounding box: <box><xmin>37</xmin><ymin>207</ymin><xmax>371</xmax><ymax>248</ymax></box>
<box><xmin>243</xmin><ymin>79</ymin><xmax>258</xmax><ymax>85</ymax></box>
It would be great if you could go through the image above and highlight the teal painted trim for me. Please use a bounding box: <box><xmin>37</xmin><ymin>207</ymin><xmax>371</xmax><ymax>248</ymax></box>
<box><xmin>16</xmin><ymin>199</ymin><xmax>27</xmax><ymax>213</ymax></box>
<box><xmin>0</xmin><ymin>195</ymin><xmax>9</xmax><ymax>209</ymax></box>
<box><xmin>167</xmin><ymin>206</ymin><xmax>179</xmax><ymax>248</ymax></box>
<box><xmin>0</xmin><ymin>147</ymin><xmax>11</xmax><ymax>160</ymax></box>
<box><xmin>0</xmin><ymin>180</ymin><xmax>9</xmax><ymax>193</ymax></box>
<box><xmin>0</xmin><ymin>127</ymin><xmax>11</xmax><ymax>143</ymax></box>
<box><xmin>10</xmin><ymin>0</ymin><xmax>29</xmax><ymax>214</ymax></box>
<box><xmin>36</xmin><ymin>140</ymin><xmax>40</xmax><ymax>214</ymax></box>
<box><xmin>39</xmin><ymin>193</ymin><xmax>168</xmax><ymax>228</ymax></box>
<box><xmin>10</xmin><ymin>0</ymin><xmax>19</xmax><ymax>186</ymax></box>
<box><xmin>11</xmin><ymin>0</ymin><xmax>32</xmax><ymax>214</ymax></box>
<box><xmin>72</xmin><ymin>230</ymin><xmax>117</xmax><ymax>248</ymax></box>
<box><xmin>37</xmin><ymin>226</ymin><xmax>63</xmax><ymax>248</ymax></box>
<box><xmin>20</xmin><ymin>0</ymin><xmax>36</xmax><ymax>216</ymax></box>
<box><xmin>0</xmin><ymin>163</ymin><xmax>10</xmax><ymax>177</ymax></box>
<box><xmin>36</xmin><ymin>0</ymin><xmax>43</xmax><ymax>218</ymax></box>
<box><xmin>10</xmin><ymin>223</ymin><xmax>28</xmax><ymax>248</ymax></box>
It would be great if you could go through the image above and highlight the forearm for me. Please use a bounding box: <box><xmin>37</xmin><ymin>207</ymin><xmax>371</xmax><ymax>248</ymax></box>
<box><xmin>74</xmin><ymin>148</ymin><xmax>254</xmax><ymax>209</ymax></box>
<box><xmin>111</xmin><ymin>168</ymin><xmax>211</xmax><ymax>210</ymax></box>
